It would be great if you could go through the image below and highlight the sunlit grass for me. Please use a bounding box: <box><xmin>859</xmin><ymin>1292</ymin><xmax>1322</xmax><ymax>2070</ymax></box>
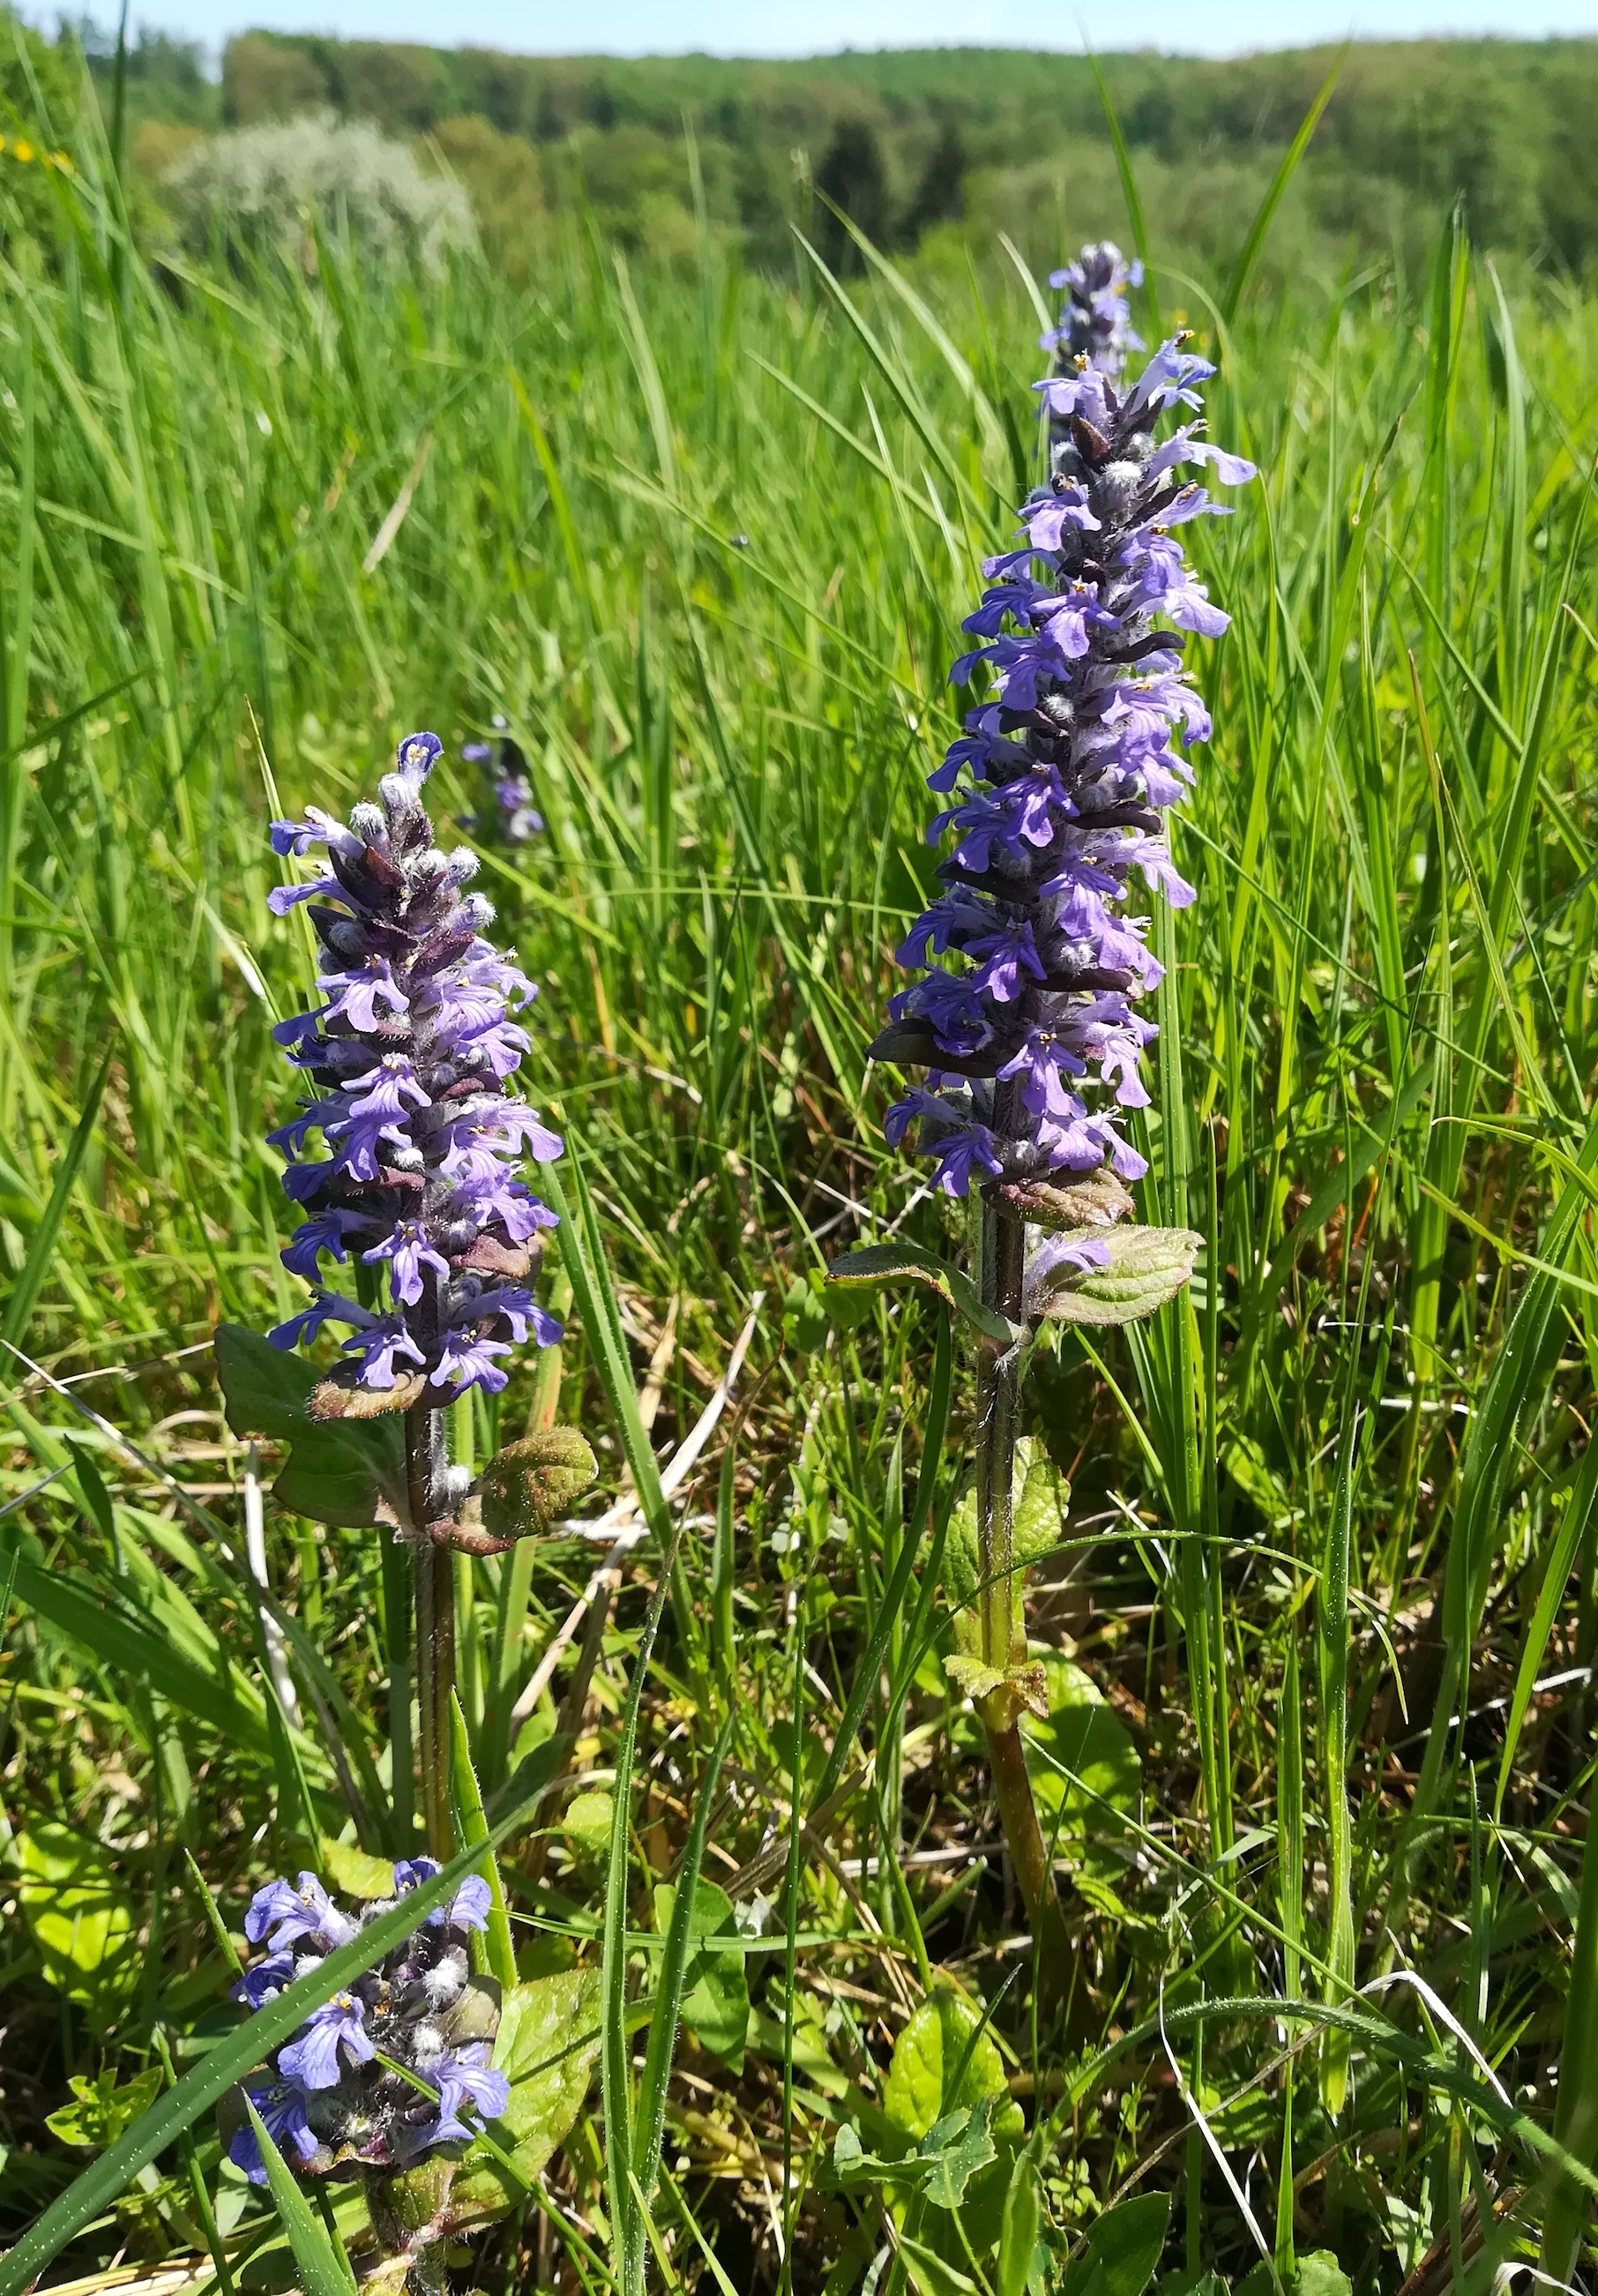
<box><xmin>1</xmin><ymin>122</ymin><xmax>1597</xmax><ymax>2296</ymax></box>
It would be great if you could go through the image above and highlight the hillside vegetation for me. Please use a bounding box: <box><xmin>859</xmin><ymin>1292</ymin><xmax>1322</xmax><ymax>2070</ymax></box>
<box><xmin>11</xmin><ymin>19</ymin><xmax>1598</xmax><ymax>282</ymax></box>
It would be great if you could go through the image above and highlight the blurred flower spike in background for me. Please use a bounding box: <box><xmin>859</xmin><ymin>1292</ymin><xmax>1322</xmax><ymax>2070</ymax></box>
<box><xmin>460</xmin><ymin>716</ymin><xmax>543</xmax><ymax>847</ymax></box>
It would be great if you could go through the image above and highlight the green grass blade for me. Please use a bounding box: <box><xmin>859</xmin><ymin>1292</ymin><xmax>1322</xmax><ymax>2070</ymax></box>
<box><xmin>448</xmin><ymin>1687</ymin><xmax>518</xmax><ymax>1992</ymax></box>
<box><xmin>1537</xmin><ymin>1746</ymin><xmax>1598</xmax><ymax>2286</ymax></box>
<box><xmin>1086</xmin><ymin>52</ymin><xmax>1160</xmax><ymax>338</ymax></box>
<box><xmin>1221</xmin><ymin>49</ymin><xmax>1346</xmax><ymax>325</ymax></box>
<box><xmin>634</xmin><ymin>1709</ymin><xmax>734</xmax><ymax>2209</ymax></box>
<box><xmin>601</xmin><ymin>1553</ymin><xmax>676</xmax><ymax>2296</ymax></box>
<box><xmin>814</xmin><ymin>1303</ymin><xmax>951</xmax><ymax>1810</ymax></box>
<box><xmin>541</xmin><ymin>1144</ymin><xmax>671</xmax><ymax>1550</ymax></box>
<box><xmin>243</xmin><ymin>2098</ymin><xmax>355</xmax><ymax>2296</ymax></box>
<box><xmin>1</xmin><ymin>1039</ymin><xmax>115</xmax><ymax>1350</ymax></box>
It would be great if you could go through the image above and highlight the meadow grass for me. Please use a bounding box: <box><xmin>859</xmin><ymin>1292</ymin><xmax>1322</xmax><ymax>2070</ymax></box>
<box><xmin>1</xmin><ymin>131</ymin><xmax>1598</xmax><ymax>2296</ymax></box>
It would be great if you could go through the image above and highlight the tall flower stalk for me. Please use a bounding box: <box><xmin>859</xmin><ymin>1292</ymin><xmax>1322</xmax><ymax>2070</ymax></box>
<box><xmin>265</xmin><ymin>730</ymin><xmax>564</xmax><ymax>1855</ymax></box>
<box><xmin>862</xmin><ymin>257</ymin><xmax>1254</xmax><ymax>1926</ymax></box>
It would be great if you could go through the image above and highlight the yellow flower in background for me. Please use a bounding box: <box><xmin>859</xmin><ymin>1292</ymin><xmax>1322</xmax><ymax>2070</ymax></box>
<box><xmin>12</xmin><ymin>138</ymin><xmax>35</xmax><ymax>163</ymax></box>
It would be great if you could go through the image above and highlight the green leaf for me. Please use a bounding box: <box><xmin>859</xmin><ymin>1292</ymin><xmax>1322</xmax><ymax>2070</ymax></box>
<box><xmin>1294</xmin><ymin>2255</ymin><xmax>1352</xmax><ymax>2296</ymax></box>
<box><xmin>881</xmin><ymin>1991</ymin><xmax>1023</xmax><ymax>2144</ymax></box>
<box><xmin>45</xmin><ymin>2068</ymin><xmax>162</xmax><ymax>2149</ymax></box>
<box><xmin>945</xmin><ymin>1439</ymin><xmax>1066</xmax><ymax>1650</ymax></box>
<box><xmin>997</xmin><ymin>2151</ymin><xmax>1042</xmax><ymax>2296</ymax></box>
<box><xmin>781</xmin><ymin>1273</ymin><xmax>832</xmax><ymax>1354</ymax></box>
<box><xmin>65</xmin><ymin>1438</ymin><xmax>116</xmax><ymax>1547</ymax></box>
<box><xmin>1062</xmin><ymin>2193</ymin><xmax>1171</xmax><ymax>2296</ymax></box>
<box><xmin>213</xmin><ymin>1323</ymin><xmax>405</xmax><ymax>1530</ymax></box>
<box><xmin>994</xmin><ymin>1171</ymin><xmax>1134</xmax><ymax>1234</ymax></box>
<box><xmin>898</xmin><ymin>2232</ymin><xmax>982</xmax><ymax>2296</ymax></box>
<box><xmin>268</xmin><ymin>1441</ymin><xmax>395</xmax><ymax>1531</ymax></box>
<box><xmin>945</xmin><ymin>1655</ymin><xmax>1049</xmax><ymax>1720</ymax></box>
<box><xmin>564</xmin><ymin>1790</ymin><xmax>614</xmax><ymax>1858</ymax></box>
<box><xmin>478</xmin><ymin>1429</ymin><xmax>596</xmax><ymax>1544</ymax></box>
<box><xmin>1032</xmin><ymin>1227</ymin><xmax>1202</xmax><ymax>1327</ymax></box>
<box><xmin>318</xmin><ymin>1839</ymin><xmax>397</xmax><ymax>1900</ymax></box>
<box><xmin>652</xmin><ymin>1874</ymin><xmax>750</xmax><ymax>2072</ymax></box>
<box><xmin>452</xmin><ymin>1969</ymin><xmax>603</xmax><ymax>2219</ymax></box>
<box><xmin>1022</xmin><ymin>1658</ymin><xmax>1142</xmax><ymax>1886</ymax></box>
<box><xmin>245</xmin><ymin>2098</ymin><xmax>355</xmax><ymax>2296</ymax></box>
<box><xmin>14</xmin><ymin>1824</ymin><xmax>137</xmax><ymax>2023</ymax></box>
<box><xmin>825</xmin><ymin>1242</ymin><xmax>1020</xmax><ymax>1345</ymax></box>
<box><xmin>920</xmin><ymin>2094</ymin><xmax>1000</xmax><ymax>2211</ymax></box>
<box><xmin>213</xmin><ymin>1320</ymin><xmax>321</xmax><ymax>1439</ymax></box>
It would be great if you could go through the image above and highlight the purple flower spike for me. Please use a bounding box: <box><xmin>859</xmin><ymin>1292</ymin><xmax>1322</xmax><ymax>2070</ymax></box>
<box><xmin>1042</xmin><ymin>241</ymin><xmax>1143</xmax><ymax>379</ymax></box>
<box><xmin>262</xmin><ymin>731</ymin><xmax>563</xmax><ymax>1398</ymax></box>
<box><xmin>227</xmin><ymin>1865</ymin><xmax>515</xmax><ymax>2192</ymax></box>
<box><xmin>460</xmin><ymin>724</ymin><xmax>542</xmax><ymax>847</ymax></box>
<box><xmin>872</xmin><ymin>258</ymin><xmax>1252</xmax><ymax>1200</ymax></box>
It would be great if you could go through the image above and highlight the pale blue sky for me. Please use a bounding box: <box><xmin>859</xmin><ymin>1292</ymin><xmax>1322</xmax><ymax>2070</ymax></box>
<box><xmin>60</xmin><ymin>0</ymin><xmax>1598</xmax><ymax>59</ymax></box>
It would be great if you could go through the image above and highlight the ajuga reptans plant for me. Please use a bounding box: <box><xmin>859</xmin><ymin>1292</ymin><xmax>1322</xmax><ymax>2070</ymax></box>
<box><xmin>460</xmin><ymin>717</ymin><xmax>542</xmax><ymax>847</ymax></box>
<box><xmin>839</xmin><ymin>252</ymin><xmax>1255</xmax><ymax>1928</ymax></box>
<box><xmin>228</xmin><ymin>1863</ymin><xmax>506</xmax><ymax>2184</ymax></box>
<box><xmin>261</xmin><ymin>730</ymin><xmax>586</xmax><ymax>1857</ymax></box>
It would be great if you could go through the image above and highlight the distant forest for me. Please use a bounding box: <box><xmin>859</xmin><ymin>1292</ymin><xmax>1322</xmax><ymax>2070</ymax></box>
<box><xmin>11</xmin><ymin>19</ymin><xmax>1598</xmax><ymax>284</ymax></box>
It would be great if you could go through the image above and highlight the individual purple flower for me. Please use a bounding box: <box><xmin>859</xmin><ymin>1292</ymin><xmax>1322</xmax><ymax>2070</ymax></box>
<box><xmin>244</xmin><ymin>1872</ymin><xmax>357</xmax><ymax>1952</ymax></box>
<box><xmin>231</xmin><ymin>1950</ymin><xmax>295</xmax><ymax>2009</ymax></box>
<box><xmin>422</xmin><ymin>2045</ymin><xmax>510</xmax><ymax>2146</ymax></box>
<box><xmin>873</xmin><ymin>280</ymin><xmax>1254</xmax><ymax>1205</ymax></box>
<box><xmin>280</xmin><ymin>1208</ymin><xmax>363</xmax><ymax>1279</ymax></box>
<box><xmin>343</xmin><ymin>1317</ymin><xmax>427</xmax><ymax>1390</ymax></box>
<box><xmin>394</xmin><ymin>1860</ymin><xmax>493</xmax><ymax>1933</ymax></box>
<box><xmin>362</xmin><ymin>1220</ymin><xmax>452</xmax><ymax>1306</ymax></box>
<box><xmin>231</xmin><ymin>2083</ymin><xmax>319</xmax><ymax>2185</ymax></box>
<box><xmin>277</xmin><ymin>1992</ymin><xmax>377</xmax><ymax>2090</ymax></box>
<box><xmin>264</xmin><ymin>732</ymin><xmax>564</xmax><ymax>1401</ymax></box>
<box><xmin>430</xmin><ymin>1328</ymin><xmax>513</xmax><ymax>1395</ymax></box>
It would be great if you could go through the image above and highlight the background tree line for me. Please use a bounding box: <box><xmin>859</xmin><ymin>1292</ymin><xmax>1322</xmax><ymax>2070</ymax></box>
<box><xmin>6</xmin><ymin>16</ymin><xmax>1598</xmax><ymax>287</ymax></box>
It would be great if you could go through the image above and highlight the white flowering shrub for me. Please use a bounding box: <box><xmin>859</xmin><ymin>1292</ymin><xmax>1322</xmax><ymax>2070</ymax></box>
<box><xmin>162</xmin><ymin>111</ymin><xmax>474</xmax><ymax>269</ymax></box>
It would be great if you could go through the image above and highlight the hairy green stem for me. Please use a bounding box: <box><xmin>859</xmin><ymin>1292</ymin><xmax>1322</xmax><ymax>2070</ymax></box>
<box><xmin>974</xmin><ymin>1193</ymin><xmax>1053</xmax><ymax>1926</ymax></box>
<box><xmin>406</xmin><ymin>1400</ymin><xmax>455</xmax><ymax>1860</ymax></box>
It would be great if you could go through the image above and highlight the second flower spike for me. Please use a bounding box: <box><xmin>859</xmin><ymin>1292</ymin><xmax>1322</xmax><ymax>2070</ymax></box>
<box><xmin>265</xmin><ymin>730</ymin><xmax>564</xmax><ymax>1412</ymax></box>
